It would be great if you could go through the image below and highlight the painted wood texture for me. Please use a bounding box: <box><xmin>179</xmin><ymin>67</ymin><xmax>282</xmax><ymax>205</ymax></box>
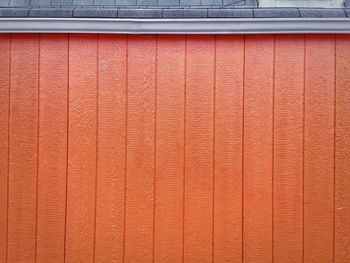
<box><xmin>0</xmin><ymin>34</ymin><xmax>349</xmax><ymax>263</ymax></box>
<box><xmin>335</xmin><ymin>35</ymin><xmax>350</xmax><ymax>263</ymax></box>
<box><xmin>304</xmin><ymin>35</ymin><xmax>335</xmax><ymax>263</ymax></box>
<box><xmin>37</xmin><ymin>34</ymin><xmax>68</xmax><ymax>263</ymax></box>
<box><xmin>273</xmin><ymin>35</ymin><xmax>304</xmax><ymax>263</ymax></box>
<box><xmin>0</xmin><ymin>34</ymin><xmax>10</xmax><ymax>262</ymax></box>
<box><xmin>8</xmin><ymin>35</ymin><xmax>39</xmax><ymax>262</ymax></box>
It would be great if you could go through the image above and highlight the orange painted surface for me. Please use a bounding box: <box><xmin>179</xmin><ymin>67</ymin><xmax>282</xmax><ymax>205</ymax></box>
<box><xmin>214</xmin><ymin>35</ymin><xmax>243</xmax><ymax>263</ymax></box>
<box><xmin>8</xmin><ymin>35</ymin><xmax>39</xmax><ymax>262</ymax></box>
<box><xmin>37</xmin><ymin>34</ymin><xmax>68</xmax><ymax>263</ymax></box>
<box><xmin>154</xmin><ymin>35</ymin><xmax>185</xmax><ymax>263</ymax></box>
<box><xmin>0</xmin><ymin>34</ymin><xmax>350</xmax><ymax>263</ymax></box>
<box><xmin>335</xmin><ymin>35</ymin><xmax>350</xmax><ymax>263</ymax></box>
<box><xmin>304</xmin><ymin>35</ymin><xmax>335</xmax><ymax>263</ymax></box>
<box><xmin>184</xmin><ymin>35</ymin><xmax>215</xmax><ymax>263</ymax></box>
<box><xmin>0</xmin><ymin>34</ymin><xmax>10</xmax><ymax>262</ymax></box>
<box><xmin>273</xmin><ymin>35</ymin><xmax>304</xmax><ymax>263</ymax></box>
<box><xmin>124</xmin><ymin>35</ymin><xmax>156</xmax><ymax>263</ymax></box>
<box><xmin>95</xmin><ymin>35</ymin><xmax>126</xmax><ymax>263</ymax></box>
<box><xmin>244</xmin><ymin>35</ymin><xmax>274</xmax><ymax>263</ymax></box>
<box><xmin>65</xmin><ymin>35</ymin><xmax>98</xmax><ymax>263</ymax></box>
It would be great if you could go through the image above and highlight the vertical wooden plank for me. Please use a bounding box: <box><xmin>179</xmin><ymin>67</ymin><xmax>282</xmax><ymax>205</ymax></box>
<box><xmin>8</xmin><ymin>34</ymin><xmax>39</xmax><ymax>262</ymax></box>
<box><xmin>124</xmin><ymin>35</ymin><xmax>156</xmax><ymax>263</ymax></box>
<box><xmin>274</xmin><ymin>35</ymin><xmax>304</xmax><ymax>263</ymax></box>
<box><xmin>184</xmin><ymin>35</ymin><xmax>215</xmax><ymax>263</ymax></box>
<box><xmin>65</xmin><ymin>34</ymin><xmax>97</xmax><ymax>263</ymax></box>
<box><xmin>214</xmin><ymin>35</ymin><xmax>243</xmax><ymax>263</ymax></box>
<box><xmin>0</xmin><ymin>34</ymin><xmax>10</xmax><ymax>262</ymax></box>
<box><xmin>95</xmin><ymin>35</ymin><xmax>127</xmax><ymax>263</ymax></box>
<box><xmin>304</xmin><ymin>35</ymin><xmax>335</xmax><ymax>263</ymax></box>
<box><xmin>154</xmin><ymin>35</ymin><xmax>185</xmax><ymax>263</ymax></box>
<box><xmin>335</xmin><ymin>35</ymin><xmax>350</xmax><ymax>263</ymax></box>
<box><xmin>36</xmin><ymin>34</ymin><xmax>68</xmax><ymax>263</ymax></box>
<box><xmin>243</xmin><ymin>35</ymin><xmax>274</xmax><ymax>263</ymax></box>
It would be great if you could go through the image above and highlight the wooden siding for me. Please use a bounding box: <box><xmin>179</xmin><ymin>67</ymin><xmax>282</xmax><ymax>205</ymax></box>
<box><xmin>0</xmin><ymin>34</ymin><xmax>349</xmax><ymax>263</ymax></box>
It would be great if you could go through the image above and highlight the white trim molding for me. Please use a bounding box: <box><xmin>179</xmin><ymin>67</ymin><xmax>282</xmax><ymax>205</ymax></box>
<box><xmin>0</xmin><ymin>18</ymin><xmax>350</xmax><ymax>34</ymax></box>
<box><xmin>258</xmin><ymin>0</ymin><xmax>344</xmax><ymax>8</ymax></box>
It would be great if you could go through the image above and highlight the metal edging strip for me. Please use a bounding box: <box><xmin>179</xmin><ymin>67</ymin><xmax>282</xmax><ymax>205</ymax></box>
<box><xmin>0</xmin><ymin>18</ymin><xmax>350</xmax><ymax>34</ymax></box>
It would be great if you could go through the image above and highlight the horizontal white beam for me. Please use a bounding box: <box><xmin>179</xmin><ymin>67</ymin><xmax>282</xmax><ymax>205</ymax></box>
<box><xmin>0</xmin><ymin>18</ymin><xmax>350</xmax><ymax>34</ymax></box>
<box><xmin>259</xmin><ymin>0</ymin><xmax>344</xmax><ymax>8</ymax></box>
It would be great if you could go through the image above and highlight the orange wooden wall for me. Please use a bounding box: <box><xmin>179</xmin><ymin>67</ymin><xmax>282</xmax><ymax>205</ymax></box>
<box><xmin>0</xmin><ymin>34</ymin><xmax>350</xmax><ymax>263</ymax></box>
